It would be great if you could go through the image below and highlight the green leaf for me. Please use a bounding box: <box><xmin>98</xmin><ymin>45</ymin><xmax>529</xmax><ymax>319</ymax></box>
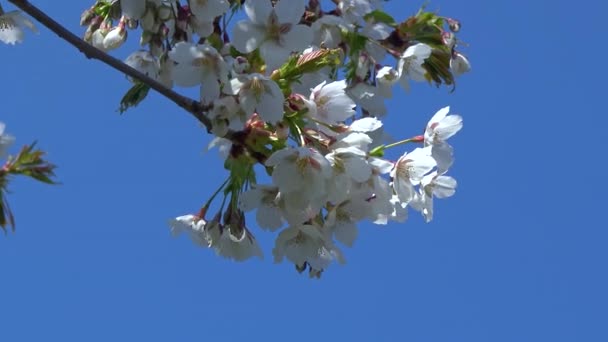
<box><xmin>364</xmin><ymin>10</ymin><xmax>396</xmax><ymax>26</ymax></box>
<box><xmin>369</xmin><ymin>145</ymin><xmax>386</xmax><ymax>158</ymax></box>
<box><xmin>119</xmin><ymin>82</ymin><xmax>150</xmax><ymax>114</ymax></box>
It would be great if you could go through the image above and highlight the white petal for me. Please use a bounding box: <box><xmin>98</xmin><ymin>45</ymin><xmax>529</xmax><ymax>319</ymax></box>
<box><xmin>369</xmin><ymin>157</ymin><xmax>394</xmax><ymax>174</ymax></box>
<box><xmin>394</xmin><ymin>177</ymin><xmax>415</xmax><ymax>203</ymax></box>
<box><xmin>272</xmin><ymin>162</ymin><xmax>300</xmax><ymax>193</ymax></box>
<box><xmin>239</xmin><ymin>188</ymin><xmax>263</xmax><ymax>211</ymax></box>
<box><xmin>244</xmin><ymin>0</ymin><xmax>273</xmax><ymax>25</ymax></box>
<box><xmin>228</xmin><ymin>77</ymin><xmax>245</xmax><ymax>95</ymax></box>
<box><xmin>437</xmin><ymin>115</ymin><xmax>463</xmax><ymax>140</ymax></box>
<box><xmin>199</xmin><ymin>76</ymin><xmax>220</xmax><ymax>103</ymax></box>
<box><xmin>429</xmin><ymin>106</ymin><xmax>450</xmax><ymax>124</ymax></box>
<box><xmin>259</xmin><ymin>41</ymin><xmax>291</xmax><ymax>71</ymax></box>
<box><xmin>451</xmin><ymin>53</ymin><xmax>471</xmax><ymax>77</ymax></box>
<box><xmin>172</xmin><ymin>64</ymin><xmax>202</xmax><ymax>87</ymax></box>
<box><xmin>333</xmin><ymin>220</ymin><xmax>358</xmax><ymax>247</ymax></box>
<box><xmin>256</xmin><ymin>81</ymin><xmax>285</xmax><ymax>123</ymax></box>
<box><xmin>232</xmin><ymin>21</ymin><xmax>266</xmax><ymax>53</ymax></box>
<box><xmin>433</xmin><ymin>176</ymin><xmax>457</xmax><ymax>198</ymax></box>
<box><xmin>274</xmin><ymin>0</ymin><xmax>306</xmax><ymax>25</ymax></box>
<box><xmin>265</xmin><ymin>148</ymin><xmax>294</xmax><ymax>167</ymax></box>
<box><xmin>432</xmin><ymin>142</ymin><xmax>454</xmax><ymax>174</ymax></box>
<box><xmin>281</xmin><ymin>25</ymin><xmax>312</xmax><ymax>52</ymax></box>
<box><xmin>345</xmin><ymin>156</ymin><xmax>372</xmax><ymax>182</ymax></box>
<box><xmin>350</xmin><ymin>117</ymin><xmax>383</xmax><ymax>132</ymax></box>
<box><xmin>257</xmin><ymin>205</ymin><xmax>284</xmax><ymax>231</ymax></box>
<box><xmin>402</xmin><ymin>43</ymin><xmax>432</xmax><ymax>59</ymax></box>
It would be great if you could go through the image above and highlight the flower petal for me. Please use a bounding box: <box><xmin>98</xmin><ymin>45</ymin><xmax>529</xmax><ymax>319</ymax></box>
<box><xmin>232</xmin><ymin>21</ymin><xmax>266</xmax><ymax>53</ymax></box>
<box><xmin>274</xmin><ymin>0</ymin><xmax>306</xmax><ymax>25</ymax></box>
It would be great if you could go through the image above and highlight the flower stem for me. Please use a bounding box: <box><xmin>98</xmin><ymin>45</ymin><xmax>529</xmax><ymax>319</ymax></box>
<box><xmin>7</xmin><ymin>0</ymin><xmax>211</xmax><ymax>128</ymax></box>
<box><xmin>201</xmin><ymin>176</ymin><xmax>230</xmax><ymax>215</ymax></box>
<box><xmin>383</xmin><ymin>135</ymin><xmax>424</xmax><ymax>150</ymax></box>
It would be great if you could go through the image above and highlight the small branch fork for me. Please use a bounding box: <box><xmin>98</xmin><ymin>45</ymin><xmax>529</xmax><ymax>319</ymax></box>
<box><xmin>8</xmin><ymin>0</ymin><xmax>214</xmax><ymax>131</ymax></box>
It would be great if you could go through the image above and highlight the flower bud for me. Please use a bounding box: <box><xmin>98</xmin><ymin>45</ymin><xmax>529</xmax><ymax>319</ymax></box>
<box><xmin>103</xmin><ymin>25</ymin><xmax>127</xmax><ymax>50</ymax></box>
<box><xmin>84</xmin><ymin>16</ymin><xmax>102</xmax><ymax>42</ymax></box>
<box><xmin>447</xmin><ymin>18</ymin><xmax>461</xmax><ymax>32</ymax></box>
<box><xmin>275</xmin><ymin>122</ymin><xmax>289</xmax><ymax>140</ymax></box>
<box><xmin>232</xmin><ymin>56</ymin><xmax>250</xmax><ymax>74</ymax></box>
<box><xmin>91</xmin><ymin>29</ymin><xmax>107</xmax><ymax>50</ymax></box>
<box><xmin>355</xmin><ymin>53</ymin><xmax>370</xmax><ymax>79</ymax></box>
<box><xmin>442</xmin><ymin>32</ymin><xmax>455</xmax><ymax>49</ymax></box>
<box><xmin>80</xmin><ymin>8</ymin><xmax>96</xmax><ymax>26</ymax></box>
<box><xmin>108</xmin><ymin>1</ymin><xmax>123</xmax><ymax>20</ymax></box>
<box><xmin>125</xmin><ymin>17</ymin><xmax>138</xmax><ymax>30</ymax></box>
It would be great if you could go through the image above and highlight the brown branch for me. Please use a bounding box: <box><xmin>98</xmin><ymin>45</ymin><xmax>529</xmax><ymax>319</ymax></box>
<box><xmin>8</xmin><ymin>0</ymin><xmax>213</xmax><ymax>131</ymax></box>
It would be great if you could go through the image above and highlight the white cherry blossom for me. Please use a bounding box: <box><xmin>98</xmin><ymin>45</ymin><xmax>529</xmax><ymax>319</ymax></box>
<box><xmin>232</xmin><ymin>0</ymin><xmax>312</xmax><ymax>71</ymax></box>
<box><xmin>398</xmin><ymin>43</ymin><xmax>432</xmax><ymax>91</ymax></box>
<box><xmin>391</xmin><ymin>147</ymin><xmax>436</xmax><ymax>204</ymax></box>
<box><xmin>306</xmin><ymin>80</ymin><xmax>356</xmax><ymax>124</ymax></box>
<box><xmin>325</xmin><ymin>146</ymin><xmax>372</xmax><ymax>203</ymax></box>
<box><xmin>424</xmin><ymin>106</ymin><xmax>463</xmax><ymax>173</ymax></box>
<box><xmin>213</xmin><ymin>226</ymin><xmax>264</xmax><ymax>261</ymax></box>
<box><xmin>425</xmin><ymin>106</ymin><xmax>463</xmax><ymax>144</ymax></box>
<box><xmin>411</xmin><ymin>172</ymin><xmax>457</xmax><ymax>222</ymax></box>
<box><xmin>0</xmin><ymin>10</ymin><xmax>37</xmax><ymax>45</ymax></box>
<box><xmin>239</xmin><ymin>185</ymin><xmax>284</xmax><ymax>231</ymax></box>
<box><xmin>168</xmin><ymin>42</ymin><xmax>229</xmax><ymax>104</ymax></box>
<box><xmin>273</xmin><ymin>223</ymin><xmax>344</xmax><ymax>271</ymax></box>
<box><xmin>228</xmin><ymin>73</ymin><xmax>284</xmax><ymax>123</ymax></box>
<box><xmin>266</xmin><ymin>146</ymin><xmax>331</xmax><ymax>196</ymax></box>
<box><xmin>168</xmin><ymin>214</ymin><xmax>213</xmax><ymax>247</ymax></box>
<box><xmin>266</xmin><ymin>147</ymin><xmax>332</xmax><ymax>224</ymax></box>
<box><xmin>207</xmin><ymin>96</ymin><xmax>246</xmax><ymax>137</ymax></box>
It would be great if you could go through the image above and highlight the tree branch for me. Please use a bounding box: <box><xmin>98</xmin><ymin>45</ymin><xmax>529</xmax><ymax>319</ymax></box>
<box><xmin>8</xmin><ymin>0</ymin><xmax>213</xmax><ymax>131</ymax></box>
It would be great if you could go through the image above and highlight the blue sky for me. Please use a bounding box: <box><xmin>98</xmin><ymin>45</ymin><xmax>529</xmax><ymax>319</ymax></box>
<box><xmin>1</xmin><ymin>0</ymin><xmax>606</xmax><ymax>341</ymax></box>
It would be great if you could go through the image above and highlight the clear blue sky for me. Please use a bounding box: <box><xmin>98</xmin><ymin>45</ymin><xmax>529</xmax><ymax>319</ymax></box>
<box><xmin>1</xmin><ymin>1</ymin><xmax>606</xmax><ymax>341</ymax></box>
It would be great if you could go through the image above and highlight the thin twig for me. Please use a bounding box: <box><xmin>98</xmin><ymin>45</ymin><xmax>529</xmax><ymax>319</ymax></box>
<box><xmin>8</xmin><ymin>0</ymin><xmax>213</xmax><ymax>131</ymax></box>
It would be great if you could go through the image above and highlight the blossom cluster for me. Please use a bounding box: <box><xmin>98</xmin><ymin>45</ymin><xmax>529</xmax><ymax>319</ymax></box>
<box><xmin>1</xmin><ymin>0</ymin><xmax>470</xmax><ymax>275</ymax></box>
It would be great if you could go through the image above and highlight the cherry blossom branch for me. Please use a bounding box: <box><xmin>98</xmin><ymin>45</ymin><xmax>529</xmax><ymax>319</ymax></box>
<box><xmin>7</xmin><ymin>0</ymin><xmax>213</xmax><ymax>131</ymax></box>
